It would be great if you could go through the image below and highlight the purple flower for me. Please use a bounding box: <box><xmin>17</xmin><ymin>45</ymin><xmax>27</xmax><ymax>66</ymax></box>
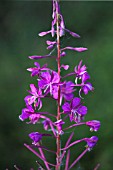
<box><xmin>29</xmin><ymin>132</ymin><xmax>52</xmax><ymax>145</ymax></box>
<box><xmin>19</xmin><ymin>104</ymin><xmax>43</xmax><ymax>124</ymax></box>
<box><xmin>29</xmin><ymin>132</ymin><xmax>43</xmax><ymax>145</ymax></box>
<box><xmin>19</xmin><ymin>105</ymin><xmax>34</xmax><ymax>121</ymax></box>
<box><xmin>27</xmin><ymin>62</ymin><xmax>49</xmax><ymax>77</ymax></box>
<box><xmin>52</xmin><ymin>81</ymin><xmax>75</xmax><ymax>104</ymax></box>
<box><xmin>24</xmin><ymin>84</ymin><xmax>43</xmax><ymax>110</ymax></box>
<box><xmin>60</xmin><ymin>81</ymin><xmax>75</xmax><ymax>104</ymax></box>
<box><xmin>82</xmin><ymin>72</ymin><xmax>90</xmax><ymax>82</ymax></box>
<box><xmin>74</xmin><ymin>60</ymin><xmax>87</xmax><ymax>79</ymax></box>
<box><xmin>42</xmin><ymin>120</ymin><xmax>50</xmax><ymax>131</ymax></box>
<box><xmin>38</xmin><ymin>71</ymin><xmax>60</xmax><ymax>97</ymax></box>
<box><xmin>62</xmin><ymin>97</ymin><xmax>87</xmax><ymax>123</ymax></box>
<box><xmin>54</xmin><ymin>119</ymin><xmax>65</xmax><ymax>135</ymax></box>
<box><xmin>84</xmin><ymin>136</ymin><xmax>98</xmax><ymax>151</ymax></box>
<box><xmin>29</xmin><ymin>113</ymin><xmax>41</xmax><ymax>124</ymax></box>
<box><xmin>86</xmin><ymin>120</ymin><xmax>101</xmax><ymax>132</ymax></box>
<box><xmin>80</xmin><ymin>73</ymin><xmax>94</xmax><ymax>95</ymax></box>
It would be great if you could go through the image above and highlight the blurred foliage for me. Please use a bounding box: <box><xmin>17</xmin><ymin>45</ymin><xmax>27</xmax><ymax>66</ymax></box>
<box><xmin>0</xmin><ymin>1</ymin><xmax>113</xmax><ymax>170</ymax></box>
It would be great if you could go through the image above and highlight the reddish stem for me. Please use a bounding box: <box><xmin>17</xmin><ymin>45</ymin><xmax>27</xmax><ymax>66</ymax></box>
<box><xmin>56</xmin><ymin>1</ymin><xmax>61</xmax><ymax>169</ymax></box>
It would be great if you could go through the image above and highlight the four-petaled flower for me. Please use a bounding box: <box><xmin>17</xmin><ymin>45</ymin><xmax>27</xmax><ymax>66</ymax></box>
<box><xmin>62</xmin><ymin>97</ymin><xmax>87</xmax><ymax>123</ymax></box>
<box><xmin>24</xmin><ymin>84</ymin><xmax>43</xmax><ymax>110</ymax></box>
<box><xmin>27</xmin><ymin>62</ymin><xmax>49</xmax><ymax>77</ymax></box>
<box><xmin>38</xmin><ymin>71</ymin><xmax>60</xmax><ymax>97</ymax></box>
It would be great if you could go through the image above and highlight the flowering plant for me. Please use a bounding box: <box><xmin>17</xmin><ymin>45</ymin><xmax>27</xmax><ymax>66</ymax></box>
<box><xmin>19</xmin><ymin>0</ymin><xmax>100</xmax><ymax>169</ymax></box>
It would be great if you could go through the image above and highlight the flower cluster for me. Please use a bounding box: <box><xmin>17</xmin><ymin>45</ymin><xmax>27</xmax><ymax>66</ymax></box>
<box><xmin>19</xmin><ymin>1</ymin><xmax>100</xmax><ymax>169</ymax></box>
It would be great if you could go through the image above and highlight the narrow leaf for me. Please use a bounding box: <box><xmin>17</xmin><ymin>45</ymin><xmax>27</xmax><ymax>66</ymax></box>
<box><xmin>65</xmin><ymin>150</ymin><xmax>70</xmax><ymax>170</ymax></box>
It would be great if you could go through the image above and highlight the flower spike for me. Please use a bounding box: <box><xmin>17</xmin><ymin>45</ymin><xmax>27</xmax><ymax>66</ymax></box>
<box><xmin>20</xmin><ymin>0</ymin><xmax>100</xmax><ymax>169</ymax></box>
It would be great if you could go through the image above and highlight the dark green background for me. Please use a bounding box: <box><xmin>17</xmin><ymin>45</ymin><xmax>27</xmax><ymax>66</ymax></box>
<box><xmin>0</xmin><ymin>1</ymin><xmax>113</xmax><ymax>170</ymax></box>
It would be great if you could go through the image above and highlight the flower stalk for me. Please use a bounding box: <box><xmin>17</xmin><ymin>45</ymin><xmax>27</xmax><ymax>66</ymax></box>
<box><xmin>19</xmin><ymin>0</ymin><xmax>101</xmax><ymax>169</ymax></box>
<box><xmin>56</xmin><ymin>3</ymin><xmax>61</xmax><ymax>170</ymax></box>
